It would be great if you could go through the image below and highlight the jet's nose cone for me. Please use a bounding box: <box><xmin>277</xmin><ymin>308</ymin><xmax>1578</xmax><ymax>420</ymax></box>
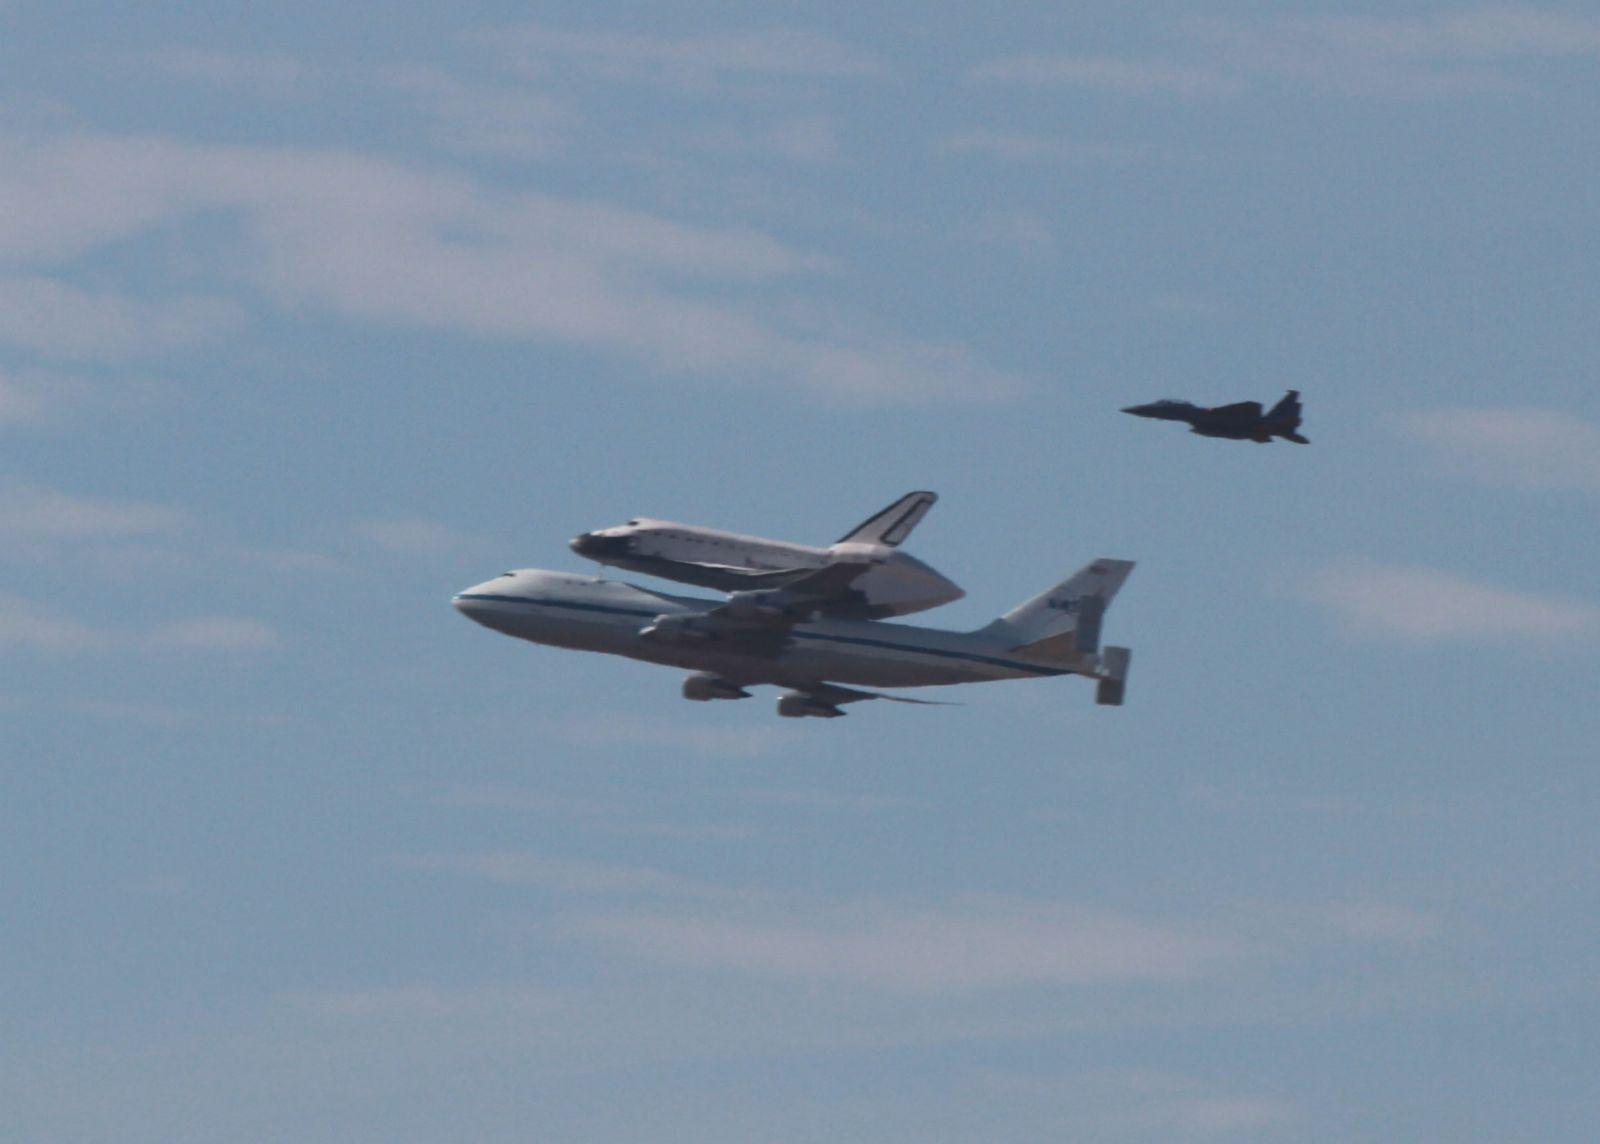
<box><xmin>452</xmin><ymin>578</ymin><xmax>504</xmax><ymax>625</ymax></box>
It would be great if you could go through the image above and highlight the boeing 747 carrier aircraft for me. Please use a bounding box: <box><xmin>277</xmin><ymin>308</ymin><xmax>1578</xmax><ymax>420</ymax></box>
<box><xmin>568</xmin><ymin>491</ymin><xmax>963</xmax><ymax>619</ymax></box>
<box><xmin>454</xmin><ymin>555</ymin><xmax>1134</xmax><ymax>718</ymax></box>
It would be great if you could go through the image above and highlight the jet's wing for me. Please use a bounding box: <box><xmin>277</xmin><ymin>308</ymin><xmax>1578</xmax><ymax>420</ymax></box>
<box><xmin>1207</xmin><ymin>401</ymin><xmax>1264</xmax><ymax>419</ymax></box>
<box><xmin>834</xmin><ymin>491</ymin><xmax>936</xmax><ymax>548</ymax></box>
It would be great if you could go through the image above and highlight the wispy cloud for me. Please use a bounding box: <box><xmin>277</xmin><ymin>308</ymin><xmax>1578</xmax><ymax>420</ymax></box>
<box><xmin>422</xmin><ymin>783</ymin><xmax>617</xmax><ymax>817</ymax></box>
<box><xmin>287</xmin><ymin>984</ymin><xmax>562</xmax><ymax>1022</ymax></box>
<box><xmin>146</xmin><ymin>47</ymin><xmax>313</xmax><ymax>97</ymax></box>
<box><xmin>0</xmin><ymin>367</ymin><xmax>162</xmax><ymax>430</ymax></box>
<box><xmin>1297</xmin><ymin>558</ymin><xmax>1600</xmax><ymax>645</ymax></box>
<box><xmin>0</xmin><ymin>592</ymin><xmax>109</xmax><ymax>652</ymax></box>
<box><xmin>147</xmin><ymin>616</ymin><xmax>281</xmax><ymax>651</ymax></box>
<box><xmin>399</xmin><ymin>852</ymin><xmax>740</xmax><ymax>900</ymax></box>
<box><xmin>682</xmin><ymin>114</ymin><xmax>843</xmax><ymax>165</ymax></box>
<box><xmin>552</xmin><ymin>712</ymin><xmax>798</xmax><ymax>759</ymax></box>
<box><xmin>1398</xmin><ymin>406</ymin><xmax>1600</xmax><ymax>494</ymax></box>
<box><xmin>0</xmin><ymin>478</ymin><xmax>189</xmax><ymax>540</ymax></box>
<box><xmin>0</xmin><ymin>592</ymin><xmax>279</xmax><ymax>655</ymax></box>
<box><xmin>983</xmin><ymin>1069</ymin><xmax>1295</xmax><ymax>1139</ymax></box>
<box><xmin>487</xmin><ymin>25</ymin><xmax>889</xmax><ymax>92</ymax></box>
<box><xmin>973</xmin><ymin>8</ymin><xmax>1600</xmax><ymax>102</ymax></box>
<box><xmin>1187</xmin><ymin>6</ymin><xmax>1600</xmax><ymax>98</ymax></box>
<box><xmin>0</xmin><ymin>275</ymin><xmax>242</xmax><ymax>361</ymax></box>
<box><xmin>416</xmin><ymin>783</ymin><xmax>756</xmax><ymax>842</ymax></box>
<box><xmin>355</xmin><ymin>517</ymin><xmax>481</xmax><ymax>559</ymax></box>
<box><xmin>0</xmin><ymin>134</ymin><xmax>1016</xmax><ymax>404</ymax></box>
<box><xmin>574</xmin><ymin>896</ymin><xmax>1251</xmax><ymax>992</ymax></box>
<box><xmin>739</xmin><ymin>786</ymin><xmax>927</xmax><ymax>813</ymax></box>
<box><xmin>971</xmin><ymin>54</ymin><xmax>1241</xmax><ymax>98</ymax></box>
<box><xmin>1321</xmin><ymin>900</ymin><xmax>1440</xmax><ymax>944</ymax></box>
<box><xmin>938</xmin><ymin>130</ymin><xmax>1153</xmax><ymax>165</ymax></box>
<box><xmin>383</xmin><ymin>66</ymin><xmax>579</xmax><ymax>161</ymax></box>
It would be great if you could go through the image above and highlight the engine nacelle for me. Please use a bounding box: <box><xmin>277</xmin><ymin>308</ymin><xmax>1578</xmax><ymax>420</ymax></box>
<box><xmin>777</xmin><ymin>692</ymin><xmax>845</xmax><ymax>719</ymax></box>
<box><xmin>682</xmin><ymin>673</ymin><xmax>751</xmax><ymax>702</ymax></box>
<box><xmin>639</xmin><ymin>614</ymin><xmax>709</xmax><ymax>644</ymax></box>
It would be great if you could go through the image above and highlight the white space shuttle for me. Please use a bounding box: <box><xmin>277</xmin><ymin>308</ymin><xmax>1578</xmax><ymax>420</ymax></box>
<box><xmin>569</xmin><ymin>492</ymin><xmax>965</xmax><ymax>619</ymax></box>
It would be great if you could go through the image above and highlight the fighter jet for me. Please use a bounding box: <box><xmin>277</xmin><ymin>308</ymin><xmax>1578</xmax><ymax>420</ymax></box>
<box><xmin>568</xmin><ymin>491</ymin><xmax>964</xmax><ymax>620</ymax></box>
<box><xmin>1122</xmin><ymin>390</ymin><xmax>1309</xmax><ymax>443</ymax></box>
<box><xmin>454</xmin><ymin>555</ymin><xmax>1135</xmax><ymax>717</ymax></box>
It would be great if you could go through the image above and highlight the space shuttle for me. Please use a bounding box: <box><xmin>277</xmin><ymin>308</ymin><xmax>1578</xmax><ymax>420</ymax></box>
<box><xmin>569</xmin><ymin>491</ymin><xmax>965</xmax><ymax>619</ymax></box>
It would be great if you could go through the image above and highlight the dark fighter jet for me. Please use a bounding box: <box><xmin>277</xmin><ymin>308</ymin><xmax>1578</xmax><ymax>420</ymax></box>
<box><xmin>1121</xmin><ymin>390</ymin><xmax>1309</xmax><ymax>444</ymax></box>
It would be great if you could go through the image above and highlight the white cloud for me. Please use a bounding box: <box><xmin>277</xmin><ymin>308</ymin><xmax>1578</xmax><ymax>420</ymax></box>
<box><xmin>488</xmin><ymin>25</ymin><xmax>888</xmax><ymax>91</ymax></box>
<box><xmin>1399</xmin><ymin>406</ymin><xmax>1600</xmax><ymax>494</ymax></box>
<box><xmin>972</xmin><ymin>54</ymin><xmax>1242</xmax><ymax>98</ymax></box>
<box><xmin>0</xmin><ymin>134</ymin><xmax>1015</xmax><ymax>404</ymax></box>
<box><xmin>0</xmin><ymin>478</ymin><xmax>189</xmax><ymax>540</ymax></box>
<box><xmin>1297</xmin><ymin>558</ymin><xmax>1600</xmax><ymax>645</ymax></box>
<box><xmin>573</xmin><ymin>897</ymin><xmax>1250</xmax><ymax>992</ymax></box>
<box><xmin>0</xmin><ymin>275</ymin><xmax>241</xmax><ymax>360</ymax></box>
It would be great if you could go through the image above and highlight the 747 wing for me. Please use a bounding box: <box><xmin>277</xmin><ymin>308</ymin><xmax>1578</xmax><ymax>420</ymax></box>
<box><xmin>638</xmin><ymin>554</ymin><xmax>887</xmax><ymax>656</ymax></box>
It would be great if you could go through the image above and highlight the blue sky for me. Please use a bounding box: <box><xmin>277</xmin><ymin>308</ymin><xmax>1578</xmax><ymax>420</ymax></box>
<box><xmin>4</xmin><ymin>3</ymin><xmax>1599</xmax><ymax>1140</ymax></box>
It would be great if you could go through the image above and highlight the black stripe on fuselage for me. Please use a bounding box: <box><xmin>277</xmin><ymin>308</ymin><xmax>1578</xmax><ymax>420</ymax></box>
<box><xmin>453</xmin><ymin>593</ymin><xmax>1067</xmax><ymax>677</ymax></box>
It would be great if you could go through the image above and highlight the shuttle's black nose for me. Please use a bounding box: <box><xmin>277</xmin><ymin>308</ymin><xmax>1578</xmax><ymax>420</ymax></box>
<box><xmin>570</xmin><ymin>532</ymin><xmax>632</xmax><ymax>559</ymax></box>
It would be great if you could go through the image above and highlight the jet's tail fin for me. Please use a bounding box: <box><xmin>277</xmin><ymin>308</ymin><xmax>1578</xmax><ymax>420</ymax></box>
<box><xmin>1266</xmin><ymin>390</ymin><xmax>1307</xmax><ymax>441</ymax></box>
<box><xmin>833</xmin><ymin>491</ymin><xmax>936</xmax><ymax>549</ymax></box>
<box><xmin>974</xmin><ymin>559</ymin><xmax>1135</xmax><ymax>665</ymax></box>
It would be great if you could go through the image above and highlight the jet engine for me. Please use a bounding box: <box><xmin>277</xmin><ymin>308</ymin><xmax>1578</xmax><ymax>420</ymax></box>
<box><xmin>682</xmin><ymin>673</ymin><xmax>751</xmax><ymax>701</ymax></box>
<box><xmin>777</xmin><ymin>692</ymin><xmax>845</xmax><ymax>718</ymax></box>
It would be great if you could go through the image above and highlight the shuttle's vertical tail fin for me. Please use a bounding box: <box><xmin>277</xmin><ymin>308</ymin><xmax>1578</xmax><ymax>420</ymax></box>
<box><xmin>832</xmin><ymin>491</ymin><xmax>936</xmax><ymax>549</ymax></box>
